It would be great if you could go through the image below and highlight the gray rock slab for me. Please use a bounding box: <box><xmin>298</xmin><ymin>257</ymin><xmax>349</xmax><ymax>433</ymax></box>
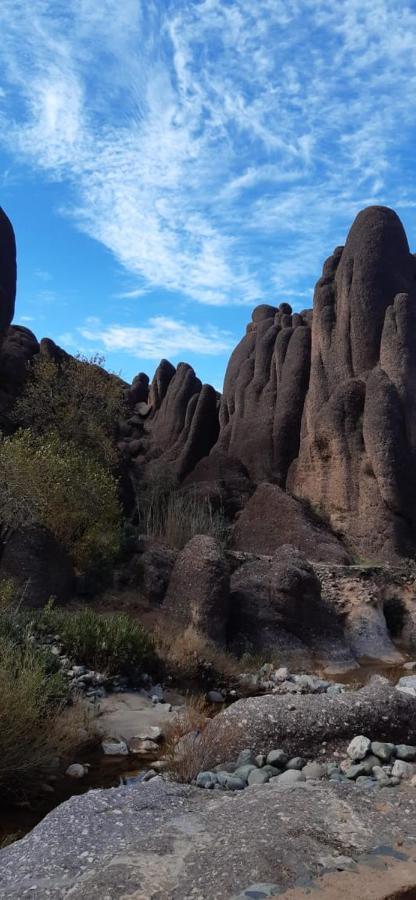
<box><xmin>2</xmin><ymin>778</ymin><xmax>416</xmax><ymax>898</ymax></box>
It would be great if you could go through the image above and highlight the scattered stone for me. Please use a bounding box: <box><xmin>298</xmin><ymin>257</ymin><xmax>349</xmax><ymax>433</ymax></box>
<box><xmin>101</xmin><ymin>739</ymin><xmax>128</xmax><ymax>756</ymax></box>
<box><xmin>347</xmin><ymin>735</ymin><xmax>371</xmax><ymax>761</ymax></box>
<box><xmin>395</xmin><ymin>744</ymin><xmax>416</xmax><ymax>761</ymax></box>
<box><xmin>216</xmin><ymin>773</ymin><xmax>245</xmax><ymax>791</ymax></box>
<box><xmin>371</xmin><ymin>741</ymin><xmax>396</xmax><ymax>762</ymax></box>
<box><xmin>355</xmin><ymin>776</ymin><xmax>376</xmax><ymax>788</ymax></box>
<box><xmin>396</xmin><ymin>676</ymin><xmax>416</xmax><ymax>698</ymax></box>
<box><xmin>142</xmin><ymin>770</ymin><xmax>157</xmax><ymax>782</ymax></box>
<box><xmin>65</xmin><ymin>764</ymin><xmax>86</xmax><ymax>779</ymax></box>
<box><xmin>234</xmin><ymin>765</ymin><xmax>257</xmax><ymax>782</ymax></box>
<box><xmin>196</xmin><ymin>772</ymin><xmax>217</xmax><ymax>789</ymax></box>
<box><xmin>274</xmin><ymin>667</ymin><xmax>289</xmax><ymax>682</ymax></box>
<box><xmin>302</xmin><ymin>762</ymin><xmax>325</xmax><ymax>780</ymax></box>
<box><xmin>345</xmin><ymin>763</ymin><xmax>368</xmax><ymax>780</ymax></box>
<box><xmin>287</xmin><ymin>757</ymin><xmax>306</xmax><ymax>770</ymax></box>
<box><xmin>271</xmin><ymin>770</ymin><xmax>305</xmax><ymax>787</ymax></box>
<box><xmin>208</xmin><ymin>690</ymin><xmax>225</xmax><ymax>704</ymax></box>
<box><xmin>237</xmin><ymin>749</ymin><xmax>258</xmax><ymax>768</ymax></box>
<box><xmin>266</xmin><ymin>749</ymin><xmax>288</xmax><ymax>768</ymax></box>
<box><xmin>247</xmin><ymin>769</ymin><xmax>271</xmax><ymax>786</ymax></box>
<box><xmin>255</xmin><ymin>754</ymin><xmax>266</xmax><ymax>768</ymax></box>
<box><xmin>128</xmin><ymin>738</ymin><xmax>159</xmax><ymax>754</ymax></box>
<box><xmin>392</xmin><ymin>759</ymin><xmax>415</xmax><ymax>779</ymax></box>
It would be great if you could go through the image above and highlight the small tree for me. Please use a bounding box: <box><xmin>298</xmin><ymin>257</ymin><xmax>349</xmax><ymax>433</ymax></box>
<box><xmin>0</xmin><ymin>429</ymin><xmax>122</xmax><ymax>571</ymax></box>
<box><xmin>13</xmin><ymin>353</ymin><xmax>126</xmax><ymax>466</ymax></box>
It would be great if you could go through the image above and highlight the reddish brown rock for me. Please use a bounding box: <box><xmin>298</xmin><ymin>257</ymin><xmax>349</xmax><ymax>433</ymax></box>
<box><xmin>232</xmin><ymin>482</ymin><xmax>350</xmax><ymax>564</ymax></box>
<box><xmin>289</xmin><ymin>206</ymin><xmax>416</xmax><ymax>561</ymax></box>
<box><xmin>212</xmin><ymin>303</ymin><xmax>311</xmax><ymax>485</ymax></box>
<box><xmin>163</xmin><ymin>534</ymin><xmax>229</xmax><ymax>646</ymax></box>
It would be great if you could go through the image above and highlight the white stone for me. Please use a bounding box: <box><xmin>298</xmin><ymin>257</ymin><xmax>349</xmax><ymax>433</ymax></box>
<box><xmin>391</xmin><ymin>759</ymin><xmax>415</xmax><ymax>779</ymax></box>
<box><xmin>396</xmin><ymin>676</ymin><xmax>416</xmax><ymax>698</ymax></box>
<box><xmin>65</xmin><ymin>764</ymin><xmax>86</xmax><ymax>779</ymax></box>
<box><xmin>101</xmin><ymin>738</ymin><xmax>128</xmax><ymax>756</ymax></box>
<box><xmin>347</xmin><ymin>735</ymin><xmax>371</xmax><ymax>761</ymax></box>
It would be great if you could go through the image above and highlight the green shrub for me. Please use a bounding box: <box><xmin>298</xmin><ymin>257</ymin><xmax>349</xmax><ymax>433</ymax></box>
<box><xmin>13</xmin><ymin>352</ymin><xmax>126</xmax><ymax>466</ymax></box>
<box><xmin>0</xmin><ymin>429</ymin><xmax>122</xmax><ymax>571</ymax></box>
<box><xmin>39</xmin><ymin>606</ymin><xmax>156</xmax><ymax>678</ymax></box>
<box><xmin>138</xmin><ymin>477</ymin><xmax>228</xmax><ymax>549</ymax></box>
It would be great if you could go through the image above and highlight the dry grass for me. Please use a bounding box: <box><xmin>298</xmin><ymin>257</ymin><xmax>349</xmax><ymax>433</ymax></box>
<box><xmin>0</xmin><ymin>637</ymin><xmax>97</xmax><ymax>799</ymax></box>
<box><xmin>156</xmin><ymin>625</ymin><xmax>241</xmax><ymax>685</ymax></box>
<box><xmin>137</xmin><ymin>476</ymin><xmax>228</xmax><ymax>549</ymax></box>
<box><xmin>163</xmin><ymin>693</ymin><xmax>242</xmax><ymax>783</ymax></box>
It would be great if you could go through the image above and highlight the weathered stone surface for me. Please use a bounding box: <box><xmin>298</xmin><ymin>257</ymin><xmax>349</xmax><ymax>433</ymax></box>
<box><xmin>0</xmin><ymin>525</ymin><xmax>75</xmax><ymax>607</ymax></box>
<box><xmin>0</xmin><ymin>325</ymin><xmax>39</xmax><ymax>428</ymax></box>
<box><xmin>213</xmin><ymin>303</ymin><xmax>311</xmax><ymax>485</ymax></box>
<box><xmin>2</xmin><ymin>777</ymin><xmax>416</xmax><ymax>898</ymax></box>
<box><xmin>289</xmin><ymin>206</ymin><xmax>416</xmax><ymax>561</ymax></box>
<box><xmin>201</xmin><ymin>677</ymin><xmax>416</xmax><ymax>762</ymax></box>
<box><xmin>163</xmin><ymin>534</ymin><xmax>229</xmax><ymax>646</ymax></box>
<box><xmin>232</xmin><ymin>482</ymin><xmax>350</xmax><ymax>563</ymax></box>
<box><xmin>128</xmin><ymin>539</ymin><xmax>177</xmax><ymax>605</ymax></box>
<box><xmin>228</xmin><ymin>545</ymin><xmax>354</xmax><ymax>667</ymax></box>
<box><xmin>126</xmin><ymin>360</ymin><xmax>220</xmax><ymax>481</ymax></box>
<box><xmin>0</xmin><ymin>207</ymin><xmax>16</xmax><ymax>337</ymax></box>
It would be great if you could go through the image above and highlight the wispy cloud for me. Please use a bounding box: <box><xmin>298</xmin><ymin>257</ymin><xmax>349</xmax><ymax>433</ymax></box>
<box><xmin>78</xmin><ymin>315</ymin><xmax>235</xmax><ymax>360</ymax></box>
<box><xmin>0</xmin><ymin>0</ymin><xmax>416</xmax><ymax>308</ymax></box>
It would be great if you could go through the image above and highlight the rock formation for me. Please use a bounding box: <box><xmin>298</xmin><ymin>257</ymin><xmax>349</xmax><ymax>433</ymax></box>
<box><xmin>122</xmin><ymin>360</ymin><xmax>220</xmax><ymax>482</ymax></box>
<box><xmin>0</xmin><ymin>207</ymin><xmax>16</xmax><ymax>338</ymax></box>
<box><xmin>289</xmin><ymin>206</ymin><xmax>416</xmax><ymax>561</ymax></box>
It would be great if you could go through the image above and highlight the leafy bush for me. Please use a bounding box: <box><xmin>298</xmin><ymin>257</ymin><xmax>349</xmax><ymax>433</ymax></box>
<box><xmin>0</xmin><ymin>634</ymin><xmax>94</xmax><ymax>798</ymax></box>
<box><xmin>138</xmin><ymin>476</ymin><xmax>228</xmax><ymax>549</ymax></box>
<box><xmin>39</xmin><ymin>605</ymin><xmax>157</xmax><ymax>678</ymax></box>
<box><xmin>13</xmin><ymin>352</ymin><xmax>126</xmax><ymax>466</ymax></box>
<box><xmin>0</xmin><ymin>429</ymin><xmax>122</xmax><ymax>571</ymax></box>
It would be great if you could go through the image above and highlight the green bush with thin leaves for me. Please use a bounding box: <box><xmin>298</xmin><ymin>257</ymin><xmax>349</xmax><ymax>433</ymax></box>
<box><xmin>0</xmin><ymin>429</ymin><xmax>122</xmax><ymax>571</ymax></box>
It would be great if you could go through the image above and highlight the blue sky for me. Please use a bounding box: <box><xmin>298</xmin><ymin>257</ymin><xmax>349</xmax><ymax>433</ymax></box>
<box><xmin>1</xmin><ymin>0</ymin><xmax>416</xmax><ymax>390</ymax></box>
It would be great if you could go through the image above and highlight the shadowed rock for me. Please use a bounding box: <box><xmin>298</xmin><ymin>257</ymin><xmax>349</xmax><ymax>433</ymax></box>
<box><xmin>289</xmin><ymin>206</ymin><xmax>416</xmax><ymax>561</ymax></box>
<box><xmin>0</xmin><ymin>525</ymin><xmax>75</xmax><ymax>607</ymax></box>
<box><xmin>163</xmin><ymin>534</ymin><xmax>229</xmax><ymax>646</ymax></box>
<box><xmin>0</xmin><ymin>326</ymin><xmax>39</xmax><ymax>429</ymax></box>
<box><xmin>232</xmin><ymin>482</ymin><xmax>350</xmax><ymax>563</ymax></box>
<box><xmin>0</xmin><ymin>207</ymin><xmax>16</xmax><ymax>337</ymax></box>
<box><xmin>124</xmin><ymin>360</ymin><xmax>220</xmax><ymax>481</ymax></box>
<box><xmin>213</xmin><ymin>303</ymin><xmax>311</xmax><ymax>484</ymax></box>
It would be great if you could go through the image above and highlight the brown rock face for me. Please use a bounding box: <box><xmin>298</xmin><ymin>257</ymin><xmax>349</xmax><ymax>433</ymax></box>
<box><xmin>0</xmin><ymin>207</ymin><xmax>16</xmax><ymax>337</ymax></box>
<box><xmin>214</xmin><ymin>303</ymin><xmax>311</xmax><ymax>484</ymax></box>
<box><xmin>124</xmin><ymin>360</ymin><xmax>220</xmax><ymax>482</ymax></box>
<box><xmin>289</xmin><ymin>206</ymin><xmax>416</xmax><ymax>560</ymax></box>
<box><xmin>232</xmin><ymin>482</ymin><xmax>350</xmax><ymax>564</ymax></box>
<box><xmin>163</xmin><ymin>534</ymin><xmax>229</xmax><ymax>646</ymax></box>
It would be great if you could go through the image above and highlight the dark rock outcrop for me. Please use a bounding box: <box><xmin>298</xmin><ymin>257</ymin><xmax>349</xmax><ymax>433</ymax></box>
<box><xmin>232</xmin><ymin>482</ymin><xmax>350</xmax><ymax>563</ymax></box>
<box><xmin>0</xmin><ymin>525</ymin><xmax>75</xmax><ymax>607</ymax></box>
<box><xmin>0</xmin><ymin>207</ymin><xmax>16</xmax><ymax>338</ymax></box>
<box><xmin>122</xmin><ymin>360</ymin><xmax>220</xmax><ymax>482</ymax></box>
<box><xmin>0</xmin><ymin>326</ymin><xmax>39</xmax><ymax>429</ymax></box>
<box><xmin>163</xmin><ymin>534</ymin><xmax>229</xmax><ymax>646</ymax></box>
<box><xmin>228</xmin><ymin>544</ymin><xmax>354</xmax><ymax>667</ymax></box>
<box><xmin>127</xmin><ymin>538</ymin><xmax>177</xmax><ymax>606</ymax></box>
<box><xmin>289</xmin><ymin>206</ymin><xmax>416</xmax><ymax>561</ymax></box>
<box><xmin>213</xmin><ymin>303</ymin><xmax>311</xmax><ymax>485</ymax></box>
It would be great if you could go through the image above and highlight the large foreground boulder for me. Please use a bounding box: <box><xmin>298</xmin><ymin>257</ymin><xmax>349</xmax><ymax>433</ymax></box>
<box><xmin>232</xmin><ymin>482</ymin><xmax>350</xmax><ymax>563</ymax></box>
<box><xmin>163</xmin><ymin>534</ymin><xmax>229</xmax><ymax>646</ymax></box>
<box><xmin>0</xmin><ymin>525</ymin><xmax>75</xmax><ymax>607</ymax></box>
<box><xmin>2</xmin><ymin>768</ymin><xmax>416</xmax><ymax>898</ymax></box>
<box><xmin>204</xmin><ymin>676</ymin><xmax>416</xmax><ymax>761</ymax></box>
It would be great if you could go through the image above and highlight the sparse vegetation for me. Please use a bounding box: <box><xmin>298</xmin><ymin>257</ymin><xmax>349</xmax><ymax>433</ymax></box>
<box><xmin>156</xmin><ymin>625</ymin><xmax>239</xmax><ymax>686</ymax></box>
<box><xmin>137</xmin><ymin>475</ymin><xmax>228</xmax><ymax>548</ymax></box>
<box><xmin>13</xmin><ymin>352</ymin><xmax>126</xmax><ymax>466</ymax></box>
<box><xmin>163</xmin><ymin>694</ymin><xmax>239</xmax><ymax>783</ymax></box>
<box><xmin>0</xmin><ymin>631</ymin><xmax>95</xmax><ymax>799</ymax></box>
<box><xmin>37</xmin><ymin>604</ymin><xmax>157</xmax><ymax>679</ymax></box>
<box><xmin>0</xmin><ymin>429</ymin><xmax>122</xmax><ymax>571</ymax></box>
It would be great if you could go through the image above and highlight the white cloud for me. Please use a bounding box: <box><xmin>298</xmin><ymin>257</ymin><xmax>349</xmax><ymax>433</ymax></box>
<box><xmin>78</xmin><ymin>315</ymin><xmax>235</xmax><ymax>360</ymax></box>
<box><xmin>0</xmin><ymin>0</ymin><xmax>416</xmax><ymax>306</ymax></box>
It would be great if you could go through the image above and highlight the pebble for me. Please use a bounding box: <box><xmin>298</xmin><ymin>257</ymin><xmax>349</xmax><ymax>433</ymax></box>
<box><xmin>271</xmin><ymin>770</ymin><xmax>305</xmax><ymax>787</ymax></box>
<box><xmin>237</xmin><ymin>749</ymin><xmax>258</xmax><ymax>768</ymax></box>
<box><xmin>266</xmin><ymin>749</ymin><xmax>288</xmax><ymax>768</ymax></box>
<box><xmin>371</xmin><ymin>741</ymin><xmax>396</xmax><ymax>762</ymax></box>
<box><xmin>286</xmin><ymin>757</ymin><xmax>306</xmax><ymax>771</ymax></box>
<box><xmin>128</xmin><ymin>738</ymin><xmax>159</xmax><ymax>754</ymax></box>
<box><xmin>395</xmin><ymin>744</ymin><xmax>416</xmax><ymax>761</ymax></box>
<box><xmin>235</xmin><ymin>764</ymin><xmax>257</xmax><ymax>782</ymax></box>
<box><xmin>302</xmin><ymin>762</ymin><xmax>325</xmax><ymax>780</ymax></box>
<box><xmin>65</xmin><ymin>764</ymin><xmax>86</xmax><ymax>779</ymax></box>
<box><xmin>248</xmin><ymin>769</ymin><xmax>271</xmax><ymax>786</ymax></box>
<box><xmin>392</xmin><ymin>759</ymin><xmax>415</xmax><ymax>779</ymax></box>
<box><xmin>347</xmin><ymin>735</ymin><xmax>371</xmax><ymax>761</ymax></box>
<box><xmin>208</xmin><ymin>690</ymin><xmax>225</xmax><ymax>703</ymax></box>
<box><xmin>196</xmin><ymin>771</ymin><xmax>217</xmax><ymax>789</ymax></box>
<box><xmin>101</xmin><ymin>739</ymin><xmax>128</xmax><ymax>756</ymax></box>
